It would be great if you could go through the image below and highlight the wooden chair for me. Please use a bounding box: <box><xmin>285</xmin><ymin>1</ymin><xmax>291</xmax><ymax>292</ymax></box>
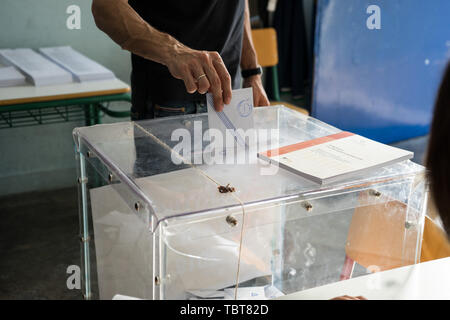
<box><xmin>251</xmin><ymin>28</ymin><xmax>309</xmax><ymax>115</ymax></box>
<box><xmin>421</xmin><ymin>215</ymin><xmax>450</xmax><ymax>262</ymax></box>
<box><xmin>340</xmin><ymin>190</ymin><xmax>450</xmax><ymax>280</ymax></box>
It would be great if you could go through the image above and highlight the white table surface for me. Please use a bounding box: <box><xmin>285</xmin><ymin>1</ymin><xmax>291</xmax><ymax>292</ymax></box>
<box><xmin>0</xmin><ymin>78</ymin><xmax>130</xmax><ymax>105</ymax></box>
<box><xmin>278</xmin><ymin>257</ymin><xmax>450</xmax><ymax>300</ymax></box>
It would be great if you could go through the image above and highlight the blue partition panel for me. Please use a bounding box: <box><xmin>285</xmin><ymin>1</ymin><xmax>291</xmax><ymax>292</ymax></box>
<box><xmin>312</xmin><ymin>0</ymin><xmax>450</xmax><ymax>143</ymax></box>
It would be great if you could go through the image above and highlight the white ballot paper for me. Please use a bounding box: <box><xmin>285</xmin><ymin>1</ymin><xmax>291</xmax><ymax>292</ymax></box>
<box><xmin>0</xmin><ymin>66</ymin><xmax>26</xmax><ymax>87</ymax></box>
<box><xmin>0</xmin><ymin>48</ymin><xmax>73</xmax><ymax>86</ymax></box>
<box><xmin>39</xmin><ymin>46</ymin><xmax>115</xmax><ymax>82</ymax></box>
<box><xmin>207</xmin><ymin>88</ymin><xmax>254</xmax><ymax>149</ymax></box>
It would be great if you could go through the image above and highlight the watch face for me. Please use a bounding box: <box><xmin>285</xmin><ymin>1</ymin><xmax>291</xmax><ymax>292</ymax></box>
<box><xmin>237</xmin><ymin>98</ymin><xmax>252</xmax><ymax>117</ymax></box>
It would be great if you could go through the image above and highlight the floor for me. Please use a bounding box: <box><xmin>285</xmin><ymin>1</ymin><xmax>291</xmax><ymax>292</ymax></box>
<box><xmin>0</xmin><ymin>135</ymin><xmax>429</xmax><ymax>300</ymax></box>
<box><xmin>0</xmin><ymin>187</ymin><xmax>81</xmax><ymax>300</ymax></box>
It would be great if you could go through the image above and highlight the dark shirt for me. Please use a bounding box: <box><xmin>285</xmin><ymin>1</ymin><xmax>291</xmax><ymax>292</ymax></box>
<box><xmin>129</xmin><ymin>1</ymin><xmax>245</xmax><ymax>118</ymax></box>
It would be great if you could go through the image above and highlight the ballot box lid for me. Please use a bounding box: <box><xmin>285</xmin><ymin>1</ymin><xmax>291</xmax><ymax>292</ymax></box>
<box><xmin>73</xmin><ymin>106</ymin><xmax>424</xmax><ymax>230</ymax></box>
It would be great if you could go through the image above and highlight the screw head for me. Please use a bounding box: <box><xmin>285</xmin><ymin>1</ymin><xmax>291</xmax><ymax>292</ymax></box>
<box><xmin>154</xmin><ymin>276</ymin><xmax>160</xmax><ymax>286</ymax></box>
<box><xmin>370</xmin><ymin>189</ymin><xmax>381</xmax><ymax>197</ymax></box>
<box><xmin>77</xmin><ymin>177</ymin><xmax>88</xmax><ymax>184</ymax></box>
<box><xmin>405</xmin><ymin>221</ymin><xmax>415</xmax><ymax>229</ymax></box>
<box><xmin>226</xmin><ymin>215</ymin><xmax>238</xmax><ymax>227</ymax></box>
<box><xmin>134</xmin><ymin>202</ymin><xmax>141</xmax><ymax>212</ymax></box>
<box><xmin>303</xmin><ymin>202</ymin><xmax>313</xmax><ymax>212</ymax></box>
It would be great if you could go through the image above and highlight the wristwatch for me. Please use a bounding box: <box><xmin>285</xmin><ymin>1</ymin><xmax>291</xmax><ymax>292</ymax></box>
<box><xmin>241</xmin><ymin>66</ymin><xmax>263</xmax><ymax>79</ymax></box>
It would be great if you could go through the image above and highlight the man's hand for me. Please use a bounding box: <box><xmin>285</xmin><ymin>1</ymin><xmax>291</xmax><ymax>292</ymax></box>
<box><xmin>163</xmin><ymin>45</ymin><xmax>232</xmax><ymax>112</ymax></box>
<box><xmin>243</xmin><ymin>75</ymin><xmax>270</xmax><ymax>107</ymax></box>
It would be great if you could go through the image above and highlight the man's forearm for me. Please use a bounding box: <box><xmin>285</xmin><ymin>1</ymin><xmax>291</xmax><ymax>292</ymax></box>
<box><xmin>91</xmin><ymin>0</ymin><xmax>180</xmax><ymax>66</ymax></box>
<box><xmin>240</xmin><ymin>0</ymin><xmax>259</xmax><ymax>70</ymax></box>
<box><xmin>92</xmin><ymin>0</ymin><xmax>234</xmax><ymax>110</ymax></box>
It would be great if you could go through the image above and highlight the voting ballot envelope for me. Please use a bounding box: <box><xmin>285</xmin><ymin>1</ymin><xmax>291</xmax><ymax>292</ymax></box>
<box><xmin>73</xmin><ymin>106</ymin><xmax>427</xmax><ymax>300</ymax></box>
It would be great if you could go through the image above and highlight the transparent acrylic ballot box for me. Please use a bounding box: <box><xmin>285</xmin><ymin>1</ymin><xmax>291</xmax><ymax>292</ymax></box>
<box><xmin>73</xmin><ymin>106</ymin><xmax>427</xmax><ymax>300</ymax></box>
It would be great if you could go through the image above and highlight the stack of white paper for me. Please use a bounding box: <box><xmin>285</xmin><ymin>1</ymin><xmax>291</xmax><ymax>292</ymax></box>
<box><xmin>39</xmin><ymin>46</ymin><xmax>115</xmax><ymax>82</ymax></box>
<box><xmin>259</xmin><ymin>131</ymin><xmax>414</xmax><ymax>184</ymax></box>
<box><xmin>0</xmin><ymin>48</ymin><xmax>73</xmax><ymax>86</ymax></box>
<box><xmin>0</xmin><ymin>66</ymin><xmax>26</xmax><ymax>87</ymax></box>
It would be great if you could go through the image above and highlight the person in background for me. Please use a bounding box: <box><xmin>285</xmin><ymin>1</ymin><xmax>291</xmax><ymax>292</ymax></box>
<box><xmin>426</xmin><ymin>62</ymin><xmax>450</xmax><ymax>237</ymax></box>
<box><xmin>91</xmin><ymin>0</ymin><xmax>269</xmax><ymax>120</ymax></box>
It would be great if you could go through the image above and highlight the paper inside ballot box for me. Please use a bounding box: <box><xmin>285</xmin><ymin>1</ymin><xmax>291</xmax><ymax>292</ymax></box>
<box><xmin>89</xmin><ymin>167</ymin><xmax>280</xmax><ymax>299</ymax></box>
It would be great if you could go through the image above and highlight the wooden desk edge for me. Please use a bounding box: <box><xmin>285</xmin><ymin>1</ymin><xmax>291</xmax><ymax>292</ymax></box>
<box><xmin>0</xmin><ymin>87</ymin><xmax>130</xmax><ymax>106</ymax></box>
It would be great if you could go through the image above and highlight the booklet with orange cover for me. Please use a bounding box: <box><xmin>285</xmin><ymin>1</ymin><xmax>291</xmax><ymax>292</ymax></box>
<box><xmin>258</xmin><ymin>131</ymin><xmax>413</xmax><ymax>185</ymax></box>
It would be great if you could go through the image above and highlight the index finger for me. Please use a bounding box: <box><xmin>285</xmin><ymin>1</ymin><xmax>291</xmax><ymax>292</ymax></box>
<box><xmin>203</xmin><ymin>64</ymin><xmax>224</xmax><ymax>111</ymax></box>
<box><xmin>212</xmin><ymin>59</ymin><xmax>232</xmax><ymax>105</ymax></box>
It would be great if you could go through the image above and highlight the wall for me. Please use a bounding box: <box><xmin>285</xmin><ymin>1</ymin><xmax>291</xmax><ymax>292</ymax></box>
<box><xmin>312</xmin><ymin>0</ymin><xmax>450</xmax><ymax>143</ymax></box>
<box><xmin>0</xmin><ymin>0</ymin><xmax>132</xmax><ymax>196</ymax></box>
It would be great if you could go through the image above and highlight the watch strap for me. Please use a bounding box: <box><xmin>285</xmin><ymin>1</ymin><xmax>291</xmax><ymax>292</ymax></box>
<box><xmin>241</xmin><ymin>66</ymin><xmax>263</xmax><ymax>78</ymax></box>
